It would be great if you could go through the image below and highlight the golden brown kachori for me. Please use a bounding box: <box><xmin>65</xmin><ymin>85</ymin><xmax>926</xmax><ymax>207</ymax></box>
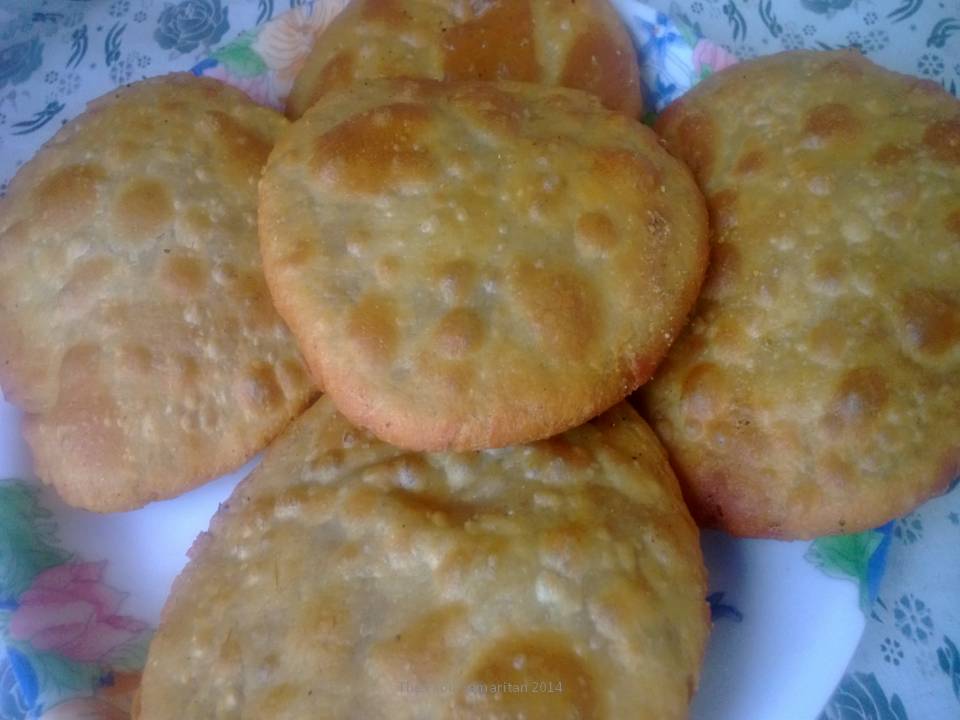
<box><xmin>643</xmin><ymin>51</ymin><xmax>960</xmax><ymax>538</ymax></box>
<box><xmin>0</xmin><ymin>74</ymin><xmax>315</xmax><ymax>511</ymax></box>
<box><xmin>135</xmin><ymin>397</ymin><xmax>708</xmax><ymax>720</ymax></box>
<box><xmin>259</xmin><ymin>78</ymin><xmax>709</xmax><ymax>452</ymax></box>
<box><xmin>286</xmin><ymin>0</ymin><xmax>643</xmax><ymax>119</ymax></box>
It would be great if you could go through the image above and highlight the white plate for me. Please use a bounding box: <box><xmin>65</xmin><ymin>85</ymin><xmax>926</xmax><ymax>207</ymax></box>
<box><xmin>0</xmin><ymin>3</ymin><xmax>879</xmax><ymax>717</ymax></box>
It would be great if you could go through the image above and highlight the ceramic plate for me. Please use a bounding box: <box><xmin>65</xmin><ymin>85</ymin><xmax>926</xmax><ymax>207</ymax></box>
<box><xmin>0</xmin><ymin>3</ymin><xmax>895</xmax><ymax>719</ymax></box>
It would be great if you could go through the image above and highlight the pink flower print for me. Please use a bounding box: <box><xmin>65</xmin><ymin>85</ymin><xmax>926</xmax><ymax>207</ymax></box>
<box><xmin>8</xmin><ymin>562</ymin><xmax>148</xmax><ymax>663</ymax></box>
<box><xmin>252</xmin><ymin>1</ymin><xmax>351</xmax><ymax>91</ymax></box>
<box><xmin>692</xmin><ymin>39</ymin><xmax>738</xmax><ymax>76</ymax></box>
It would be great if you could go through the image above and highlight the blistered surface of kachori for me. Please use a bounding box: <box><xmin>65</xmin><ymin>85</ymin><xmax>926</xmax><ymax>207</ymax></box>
<box><xmin>0</xmin><ymin>74</ymin><xmax>315</xmax><ymax>511</ymax></box>
<box><xmin>286</xmin><ymin>0</ymin><xmax>643</xmax><ymax>119</ymax></box>
<box><xmin>643</xmin><ymin>51</ymin><xmax>960</xmax><ymax>538</ymax></box>
<box><xmin>135</xmin><ymin>397</ymin><xmax>708</xmax><ymax>720</ymax></box>
<box><xmin>260</xmin><ymin>79</ymin><xmax>708</xmax><ymax>451</ymax></box>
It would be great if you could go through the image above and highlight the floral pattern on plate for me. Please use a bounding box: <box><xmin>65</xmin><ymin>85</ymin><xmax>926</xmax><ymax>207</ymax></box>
<box><xmin>0</xmin><ymin>3</ymin><xmax>958</xmax><ymax>720</ymax></box>
<box><xmin>0</xmin><ymin>482</ymin><xmax>149</xmax><ymax>719</ymax></box>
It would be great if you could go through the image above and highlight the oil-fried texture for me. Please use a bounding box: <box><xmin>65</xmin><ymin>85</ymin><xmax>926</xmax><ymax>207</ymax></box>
<box><xmin>135</xmin><ymin>397</ymin><xmax>708</xmax><ymax>720</ymax></box>
<box><xmin>286</xmin><ymin>0</ymin><xmax>643</xmax><ymax>119</ymax></box>
<box><xmin>0</xmin><ymin>74</ymin><xmax>316</xmax><ymax>511</ymax></box>
<box><xmin>643</xmin><ymin>50</ymin><xmax>960</xmax><ymax>538</ymax></box>
<box><xmin>261</xmin><ymin>78</ymin><xmax>708</xmax><ymax>451</ymax></box>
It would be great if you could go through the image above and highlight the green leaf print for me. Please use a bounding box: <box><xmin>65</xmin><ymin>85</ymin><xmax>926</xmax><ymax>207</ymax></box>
<box><xmin>0</xmin><ymin>482</ymin><xmax>70</xmax><ymax>600</ymax></box>
<box><xmin>805</xmin><ymin>529</ymin><xmax>882</xmax><ymax>611</ymax></box>
<box><xmin>107</xmin><ymin>631</ymin><xmax>154</xmax><ymax>672</ymax></box>
<box><xmin>212</xmin><ymin>32</ymin><xmax>267</xmax><ymax>77</ymax></box>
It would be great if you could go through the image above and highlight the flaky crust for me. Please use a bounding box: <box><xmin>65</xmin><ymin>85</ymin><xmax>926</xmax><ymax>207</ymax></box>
<box><xmin>642</xmin><ymin>51</ymin><xmax>960</xmax><ymax>538</ymax></box>
<box><xmin>0</xmin><ymin>74</ymin><xmax>316</xmax><ymax>511</ymax></box>
<box><xmin>286</xmin><ymin>0</ymin><xmax>643</xmax><ymax>119</ymax></box>
<box><xmin>136</xmin><ymin>398</ymin><xmax>708</xmax><ymax>720</ymax></box>
<box><xmin>261</xmin><ymin>78</ymin><xmax>708</xmax><ymax>451</ymax></box>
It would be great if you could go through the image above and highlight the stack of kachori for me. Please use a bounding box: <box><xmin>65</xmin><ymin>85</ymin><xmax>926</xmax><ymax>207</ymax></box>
<box><xmin>1</xmin><ymin>0</ymin><xmax>956</xmax><ymax>717</ymax></box>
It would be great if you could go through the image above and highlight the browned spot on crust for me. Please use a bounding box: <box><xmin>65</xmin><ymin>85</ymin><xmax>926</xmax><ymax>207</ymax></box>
<box><xmin>735</xmin><ymin>149</ymin><xmax>766</xmax><ymax>174</ymax></box>
<box><xmin>804</xmin><ymin>103</ymin><xmax>862</xmax><ymax>138</ymax></box>
<box><xmin>946</xmin><ymin>209</ymin><xmax>960</xmax><ymax>242</ymax></box>
<box><xmin>457</xmin><ymin>633</ymin><xmax>598</xmax><ymax>719</ymax></box>
<box><xmin>924</xmin><ymin>118</ymin><xmax>960</xmax><ymax>164</ymax></box>
<box><xmin>832</xmin><ymin>367</ymin><xmax>889</xmax><ymax>426</ymax></box>
<box><xmin>442</xmin><ymin>0</ymin><xmax>540</xmax><ymax>83</ymax></box>
<box><xmin>509</xmin><ymin>262</ymin><xmax>598</xmax><ymax>358</ymax></box>
<box><xmin>241</xmin><ymin>362</ymin><xmax>285</xmax><ymax>412</ymax></box>
<box><xmin>592</xmin><ymin>149</ymin><xmax>660</xmax><ymax>194</ymax></box>
<box><xmin>312</xmin><ymin>103</ymin><xmax>436</xmax><ymax>195</ymax></box>
<box><xmin>433</xmin><ymin>259</ymin><xmax>476</xmax><ymax>304</ymax></box>
<box><xmin>561</xmin><ymin>24</ymin><xmax>637</xmax><ymax>115</ymax></box>
<box><xmin>369</xmin><ymin>605</ymin><xmax>467</xmax><ymax>684</ymax></box>
<box><xmin>899</xmin><ymin>288</ymin><xmax>960</xmax><ymax>355</ymax></box>
<box><xmin>360</xmin><ymin>0</ymin><xmax>408</xmax><ymax>23</ymax></box>
<box><xmin>114</xmin><ymin>178</ymin><xmax>173</xmax><ymax>240</ymax></box>
<box><xmin>117</xmin><ymin>343</ymin><xmax>153</xmax><ymax>375</ymax></box>
<box><xmin>873</xmin><ymin>143</ymin><xmax>913</xmax><ymax>166</ymax></box>
<box><xmin>161</xmin><ymin>254</ymin><xmax>207</xmax><ymax>295</ymax></box>
<box><xmin>209</xmin><ymin>111</ymin><xmax>273</xmax><ymax>181</ymax></box>
<box><xmin>680</xmin><ymin>362</ymin><xmax>728</xmax><ymax>422</ymax></box>
<box><xmin>574</xmin><ymin>211</ymin><xmax>618</xmax><ymax>255</ymax></box>
<box><xmin>347</xmin><ymin>293</ymin><xmax>398</xmax><ymax>364</ymax></box>
<box><xmin>33</xmin><ymin>164</ymin><xmax>105</xmax><ymax>229</ymax></box>
<box><xmin>434</xmin><ymin>308</ymin><xmax>485</xmax><ymax>359</ymax></box>
<box><xmin>450</xmin><ymin>83</ymin><xmax>523</xmax><ymax>133</ymax></box>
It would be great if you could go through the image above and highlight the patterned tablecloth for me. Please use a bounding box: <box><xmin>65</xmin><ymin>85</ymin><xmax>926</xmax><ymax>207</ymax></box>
<box><xmin>0</xmin><ymin>2</ymin><xmax>957</xmax><ymax>719</ymax></box>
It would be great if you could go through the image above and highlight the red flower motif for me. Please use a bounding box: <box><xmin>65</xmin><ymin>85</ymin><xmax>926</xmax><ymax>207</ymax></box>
<box><xmin>8</xmin><ymin>562</ymin><xmax>148</xmax><ymax>663</ymax></box>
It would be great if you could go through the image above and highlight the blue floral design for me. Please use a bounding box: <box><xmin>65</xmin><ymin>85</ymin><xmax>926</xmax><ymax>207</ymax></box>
<box><xmin>893</xmin><ymin>594</ymin><xmax>934</xmax><ymax>644</ymax></box>
<box><xmin>888</xmin><ymin>1</ymin><xmax>926</xmax><ymax>24</ymax></box>
<box><xmin>894</xmin><ymin>515</ymin><xmax>923</xmax><ymax>545</ymax></box>
<box><xmin>880</xmin><ymin>637</ymin><xmax>904</xmax><ymax>667</ymax></box>
<box><xmin>721</xmin><ymin>1</ymin><xmax>747</xmax><ymax>41</ymax></box>
<box><xmin>918</xmin><ymin>53</ymin><xmax>945</xmax><ymax>77</ymax></box>
<box><xmin>802</xmin><ymin>0</ymin><xmax>854</xmax><ymax>16</ymax></box>
<box><xmin>927</xmin><ymin>18</ymin><xmax>960</xmax><ymax>49</ymax></box>
<box><xmin>155</xmin><ymin>0</ymin><xmax>230</xmax><ymax>54</ymax></box>
<box><xmin>938</xmin><ymin>636</ymin><xmax>960</xmax><ymax>701</ymax></box>
<box><xmin>109</xmin><ymin>1</ymin><xmax>132</xmax><ymax>19</ymax></box>
<box><xmin>0</xmin><ymin>38</ymin><xmax>43</xmax><ymax>91</ymax></box>
<box><xmin>820</xmin><ymin>672</ymin><xmax>909</xmax><ymax>720</ymax></box>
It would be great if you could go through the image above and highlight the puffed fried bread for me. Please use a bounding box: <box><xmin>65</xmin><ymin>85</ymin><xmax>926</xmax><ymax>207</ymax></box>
<box><xmin>0</xmin><ymin>74</ymin><xmax>316</xmax><ymax>511</ymax></box>
<box><xmin>286</xmin><ymin>0</ymin><xmax>643</xmax><ymax>119</ymax></box>
<box><xmin>135</xmin><ymin>397</ymin><xmax>709</xmax><ymax>720</ymax></box>
<box><xmin>642</xmin><ymin>51</ymin><xmax>960</xmax><ymax>538</ymax></box>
